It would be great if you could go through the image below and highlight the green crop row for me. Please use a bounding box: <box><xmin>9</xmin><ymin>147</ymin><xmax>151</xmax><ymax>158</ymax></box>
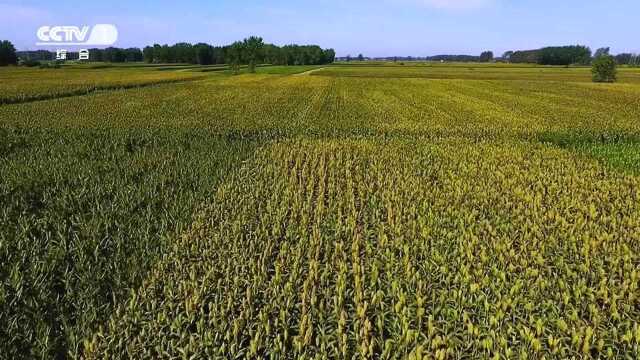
<box><xmin>2</xmin><ymin>67</ymin><xmax>640</xmax><ymax>358</ymax></box>
<box><xmin>1</xmin><ymin>75</ymin><xmax>639</xmax><ymax>138</ymax></box>
<box><xmin>0</xmin><ymin>67</ymin><xmax>206</xmax><ymax>104</ymax></box>
<box><xmin>85</xmin><ymin>139</ymin><xmax>640</xmax><ymax>359</ymax></box>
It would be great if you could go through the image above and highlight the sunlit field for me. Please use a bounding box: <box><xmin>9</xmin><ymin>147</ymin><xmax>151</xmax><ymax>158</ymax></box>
<box><xmin>1</xmin><ymin>64</ymin><xmax>639</xmax><ymax>359</ymax></box>
<box><xmin>317</xmin><ymin>63</ymin><xmax>640</xmax><ymax>83</ymax></box>
<box><xmin>0</xmin><ymin>66</ymin><xmax>206</xmax><ymax>104</ymax></box>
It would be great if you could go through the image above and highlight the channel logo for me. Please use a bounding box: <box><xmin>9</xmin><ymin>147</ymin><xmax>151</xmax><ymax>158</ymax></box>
<box><xmin>36</xmin><ymin>24</ymin><xmax>118</xmax><ymax>46</ymax></box>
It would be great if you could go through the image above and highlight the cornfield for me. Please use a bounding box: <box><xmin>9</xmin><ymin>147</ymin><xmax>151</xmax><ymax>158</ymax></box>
<box><xmin>0</xmin><ymin>67</ymin><xmax>205</xmax><ymax>104</ymax></box>
<box><xmin>1</xmin><ymin>64</ymin><xmax>639</xmax><ymax>358</ymax></box>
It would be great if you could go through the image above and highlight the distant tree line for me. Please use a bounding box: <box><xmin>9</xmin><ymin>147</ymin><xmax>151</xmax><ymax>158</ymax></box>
<box><xmin>615</xmin><ymin>53</ymin><xmax>640</xmax><ymax>66</ymax></box>
<box><xmin>14</xmin><ymin>50</ymin><xmax>54</xmax><ymax>61</ymax></box>
<box><xmin>507</xmin><ymin>45</ymin><xmax>592</xmax><ymax>65</ymax></box>
<box><xmin>426</xmin><ymin>55</ymin><xmax>480</xmax><ymax>62</ymax></box>
<box><xmin>504</xmin><ymin>45</ymin><xmax>640</xmax><ymax>66</ymax></box>
<box><xmin>539</xmin><ymin>46</ymin><xmax>592</xmax><ymax>65</ymax></box>
<box><xmin>422</xmin><ymin>51</ymin><xmax>494</xmax><ymax>63</ymax></box>
<box><xmin>5</xmin><ymin>37</ymin><xmax>640</xmax><ymax>68</ymax></box>
<box><xmin>141</xmin><ymin>41</ymin><xmax>335</xmax><ymax>66</ymax></box>
<box><xmin>336</xmin><ymin>54</ymin><xmax>368</xmax><ymax>62</ymax></box>
<box><xmin>9</xmin><ymin>37</ymin><xmax>335</xmax><ymax>67</ymax></box>
<box><xmin>89</xmin><ymin>48</ymin><xmax>144</xmax><ymax>62</ymax></box>
<box><xmin>342</xmin><ymin>51</ymin><xmax>496</xmax><ymax>63</ymax></box>
<box><xmin>16</xmin><ymin>48</ymin><xmax>143</xmax><ymax>62</ymax></box>
<box><xmin>13</xmin><ymin>49</ymin><xmax>142</xmax><ymax>63</ymax></box>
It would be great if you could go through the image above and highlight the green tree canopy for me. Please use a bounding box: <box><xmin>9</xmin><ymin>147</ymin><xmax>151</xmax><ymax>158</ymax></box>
<box><xmin>594</xmin><ymin>47</ymin><xmax>610</xmax><ymax>59</ymax></box>
<box><xmin>228</xmin><ymin>41</ymin><xmax>244</xmax><ymax>74</ymax></box>
<box><xmin>592</xmin><ymin>54</ymin><xmax>617</xmax><ymax>83</ymax></box>
<box><xmin>480</xmin><ymin>51</ymin><xmax>494</xmax><ymax>62</ymax></box>
<box><xmin>502</xmin><ymin>51</ymin><xmax>514</xmax><ymax>61</ymax></box>
<box><xmin>0</xmin><ymin>40</ymin><xmax>17</xmax><ymax>66</ymax></box>
<box><xmin>615</xmin><ymin>53</ymin><xmax>633</xmax><ymax>65</ymax></box>
<box><xmin>194</xmin><ymin>43</ymin><xmax>214</xmax><ymax>65</ymax></box>
<box><xmin>15</xmin><ymin>38</ymin><xmax>336</xmax><ymax>67</ymax></box>
<box><xmin>243</xmin><ymin>36</ymin><xmax>264</xmax><ymax>73</ymax></box>
<box><xmin>510</xmin><ymin>45</ymin><xmax>592</xmax><ymax>65</ymax></box>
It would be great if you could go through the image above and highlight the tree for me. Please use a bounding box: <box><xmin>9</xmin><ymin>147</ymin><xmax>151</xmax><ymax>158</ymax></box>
<box><xmin>212</xmin><ymin>46</ymin><xmax>225</xmax><ymax>64</ymax></box>
<box><xmin>537</xmin><ymin>45</ymin><xmax>591</xmax><ymax>65</ymax></box>
<box><xmin>592</xmin><ymin>54</ymin><xmax>617</xmax><ymax>83</ymax></box>
<box><xmin>593</xmin><ymin>47</ymin><xmax>610</xmax><ymax>59</ymax></box>
<box><xmin>0</xmin><ymin>40</ymin><xmax>17</xmax><ymax>66</ymax></box>
<box><xmin>176</xmin><ymin>43</ymin><xmax>197</xmax><ymax>63</ymax></box>
<box><xmin>89</xmin><ymin>48</ymin><xmax>103</xmax><ymax>62</ymax></box>
<box><xmin>306</xmin><ymin>45</ymin><xmax>324</xmax><ymax>65</ymax></box>
<box><xmin>102</xmin><ymin>47</ymin><xmax>127</xmax><ymax>62</ymax></box>
<box><xmin>99</xmin><ymin>39</ymin><xmax>334</xmax><ymax>67</ymax></box>
<box><xmin>502</xmin><ymin>51</ymin><xmax>514</xmax><ymax>62</ymax></box>
<box><xmin>428</xmin><ymin>55</ymin><xmax>480</xmax><ymax>62</ymax></box>
<box><xmin>194</xmin><ymin>43</ymin><xmax>213</xmax><ymax>65</ymax></box>
<box><xmin>323</xmin><ymin>49</ymin><xmax>336</xmax><ymax>64</ymax></box>
<box><xmin>357</xmin><ymin>54</ymin><xmax>364</xmax><ymax>61</ymax></box>
<box><xmin>228</xmin><ymin>41</ymin><xmax>244</xmax><ymax>75</ymax></box>
<box><xmin>508</xmin><ymin>45</ymin><xmax>592</xmax><ymax>65</ymax></box>
<box><xmin>143</xmin><ymin>46</ymin><xmax>154</xmax><ymax>63</ymax></box>
<box><xmin>263</xmin><ymin>44</ymin><xmax>281</xmax><ymax>65</ymax></box>
<box><xmin>124</xmin><ymin>48</ymin><xmax>143</xmax><ymax>62</ymax></box>
<box><xmin>615</xmin><ymin>53</ymin><xmax>633</xmax><ymax>65</ymax></box>
<box><xmin>479</xmin><ymin>51</ymin><xmax>494</xmax><ymax>62</ymax></box>
<box><xmin>152</xmin><ymin>44</ymin><xmax>162</xmax><ymax>63</ymax></box>
<box><xmin>510</xmin><ymin>49</ymin><xmax>540</xmax><ymax>64</ymax></box>
<box><xmin>243</xmin><ymin>36</ymin><xmax>264</xmax><ymax>73</ymax></box>
<box><xmin>157</xmin><ymin>45</ymin><xmax>172</xmax><ymax>63</ymax></box>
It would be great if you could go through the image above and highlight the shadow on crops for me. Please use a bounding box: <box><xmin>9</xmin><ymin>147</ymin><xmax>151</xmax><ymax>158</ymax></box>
<box><xmin>4</xmin><ymin>123</ymin><xmax>640</xmax><ymax>358</ymax></box>
<box><xmin>537</xmin><ymin>130</ymin><xmax>640</xmax><ymax>175</ymax></box>
<box><xmin>0</xmin><ymin>125</ymin><xmax>494</xmax><ymax>359</ymax></box>
<box><xmin>0</xmin><ymin>127</ymin><xmax>262</xmax><ymax>359</ymax></box>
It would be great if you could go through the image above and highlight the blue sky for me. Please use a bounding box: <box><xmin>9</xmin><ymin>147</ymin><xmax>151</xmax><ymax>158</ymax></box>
<box><xmin>1</xmin><ymin>0</ymin><xmax>638</xmax><ymax>56</ymax></box>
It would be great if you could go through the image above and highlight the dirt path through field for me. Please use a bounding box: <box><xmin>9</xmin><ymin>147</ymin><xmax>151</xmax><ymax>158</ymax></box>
<box><xmin>294</xmin><ymin>67</ymin><xmax>327</xmax><ymax>76</ymax></box>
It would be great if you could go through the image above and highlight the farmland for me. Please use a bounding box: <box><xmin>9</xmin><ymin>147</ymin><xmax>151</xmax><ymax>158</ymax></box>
<box><xmin>317</xmin><ymin>64</ymin><xmax>640</xmax><ymax>83</ymax></box>
<box><xmin>0</xmin><ymin>67</ymin><xmax>206</xmax><ymax>104</ymax></box>
<box><xmin>1</xmin><ymin>64</ymin><xmax>640</xmax><ymax>359</ymax></box>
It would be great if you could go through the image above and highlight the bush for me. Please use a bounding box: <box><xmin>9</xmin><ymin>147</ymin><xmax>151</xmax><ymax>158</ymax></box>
<box><xmin>592</xmin><ymin>55</ymin><xmax>617</xmax><ymax>83</ymax></box>
<box><xmin>39</xmin><ymin>62</ymin><xmax>62</xmax><ymax>69</ymax></box>
<box><xmin>19</xmin><ymin>59</ymin><xmax>41</xmax><ymax>67</ymax></box>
